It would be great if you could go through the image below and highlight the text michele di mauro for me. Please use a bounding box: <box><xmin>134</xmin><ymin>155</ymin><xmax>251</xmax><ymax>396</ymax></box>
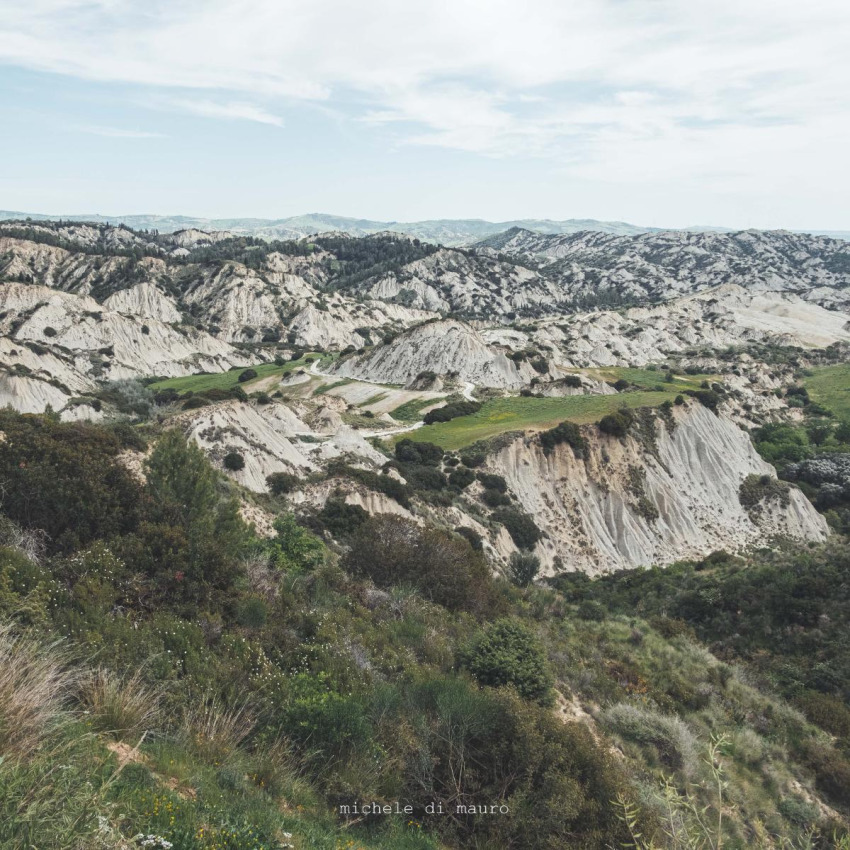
<box><xmin>338</xmin><ymin>800</ymin><xmax>510</xmax><ymax>816</ymax></box>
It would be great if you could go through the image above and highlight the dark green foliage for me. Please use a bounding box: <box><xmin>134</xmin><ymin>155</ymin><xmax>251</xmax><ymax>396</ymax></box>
<box><xmin>476</xmin><ymin>472</ymin><xmax>508</xmax><ymax>492</ymax></box>
<box><xmin>540</xmin><ymin>420</ymin><xmax>586</xmax><ymax>454</ymax></box>
<box><xmin>577</xmin><ymin>600</ymin><xmax>606</xmax><ymax>621</ymax></box>
<box><xmin>402</xmin><ymin>464</ymin><xmax>447</xmax><ymax>491</ymax></box>
<box><xmin>509</xmin><ymin>550</ymin><xmax>540</xmax><ymax>587</ymax></box>
<box><xmin>460</xmin><ymin>618</ymin><xmax>553</xmax><ymax>704</ymax></box>
<box><xmin>265</xmin><ymin>471</ymin><xmax>301</xmax><ymax>495</ymax></box>
<box><xmin>562</xmin><ymin>374</ymin><xmax>582</xmax><ymax>388</ymax></box>
<box><xmin>318</xmin><ymin>497</ymin><xmax>369</xmax><ymax>537</ymax></box>
<box><xmin>423</xmin><ymin>400</ymin><xmax>482</xmax><ymax>425</ymax></box>
<box><xmin>327</xmin><ymin>463</ymin><xmax>411</xmax><ymax>508</ymax></box>
<box><xmin>236</xmin><ymin>595</ymin><xmax>268</xmax><ymax>628</ymax></box>
<box><xmin>752</xmin><ymin>422</ymin><xmax>812</xmax><ymax>465</ymax></box>
<box><xmin>314</xmin><ymin>233</ymin><xmax>438</xmax><ymax>291</ymax></box>
<box><xmin>613</xmin><ymin>378</ymin><xmax>629</xmax><ymax>391</ymax></box>
<box><xmin>42</xmin><ymin>326</ymin><xmax>57</xmax><ymax>338</ymax></box>
<box><xmin>460</xmin><ymin>451</ymin><xmax>486</xmax><ymax>468</ymax></box>
<box><xmin>684</xmin><ymin>388</ymin><xmax>720</xmax><ymax>412</ymax></box>
<box><xmin>674</xmin><ymin>394</ymin><xmax>685</xmax><ymax>405</ymax></box>
<box><xmin>223</xmin><ymin>452</ymin><xmax>245</xmax><ymax>471</ymax></box>
<box><xmin>448</xmin><ymin>466</ymin><xmax>475</xmax><ymax>489</ymax></box>
<box><xmin>132</xmin><ymin>430</ymin><xmax>246</xmax><ymax>607</ymax></box>
<box><xmin>343</xmin><ymin>515</ymin><xmax>496</xmax><ymax>614</ymax></box>
<box><xmin>482</xmin><ymin>488</ymin><xmax>511</xmax><ymax>507</ymax></box>
<box><xmin>0</xmin><ymin>411</ymin><xmax>140</xmax><ymax>553</ymax></box>
<box><xmin>237</xmin><ymin>368</ymin><xmax>258</xmax><ymax>383</ymax></box>
<box><xmin>455</xmin><ymin>526</ymin><xmax>483</xmax><ymax>551</ymax></box>
<box><xmin>395</xmin><ymin>438</ymin><xmax>444</xmax><ymax>466</ymax></box>
<box><xmin>492</xmin><ymin>507</ymin><xmax>542</xmax><ymax>549</ymax></box>
<box><xmin>598</xmin><ymin>409</ymin><xmax>634</xmax><ymax>437</ymax></box>
<box><xmin>397</xmin><ymin>678</ymin><xmax>630</xmax><ymax>848</ymax></box>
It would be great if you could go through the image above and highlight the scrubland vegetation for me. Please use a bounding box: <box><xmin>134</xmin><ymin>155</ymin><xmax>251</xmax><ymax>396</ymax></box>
<box><xmin>0</xmin><ymin>406</ymin><xmax>849</xmax><ymax>849</ymax></box>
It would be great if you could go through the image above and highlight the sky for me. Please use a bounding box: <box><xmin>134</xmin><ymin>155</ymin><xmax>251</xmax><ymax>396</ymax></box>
<box><xmin>0</xmin><ymin>0</ymin><xmax>848</xmax><ymax>229</ymax></box>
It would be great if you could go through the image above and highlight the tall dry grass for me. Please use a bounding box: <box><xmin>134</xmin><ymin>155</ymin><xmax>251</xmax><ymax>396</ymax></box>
<box><xmin>80</xmin><ymin>667</ymin><xmax>163</xmax><ymax>741</ymax></box>
<box><xmin>0</xmin><ymin>622</ymin><xmax>77</xmax><ymax>760</ymax></box>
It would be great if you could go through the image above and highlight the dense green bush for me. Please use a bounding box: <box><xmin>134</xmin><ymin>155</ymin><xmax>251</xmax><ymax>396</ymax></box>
<box><xmin>343</xmin><ymin>515</ymin><xmax>496</xmax><ymax>614</ymax></box>
<box><xmin>492</xmin><ymin>507</ymin><xmax>541</xmax><ymax>549</ymax></box>
<box><xmin>237</xmin><ymin>368</ymin><xmax>258</xmax><ymax>383</ymax></box>
<box><xmin>317</xmin><ymin>497</ymin><xmax>369</xmax><ymax>537</ymax></box>
<box><xmin>460</xmin><ymin>618</ymin><xmax>553</xmax><ymax>704</ymax></box>
<box><xmin>598</xmin><ymin>410</ymin><xmax>634</xmax><ymax>437</ymax></box>
<box><xmin>395</xmin><ymin>438</ymin><xmax>444</xmax><ymax>466</ymax></box>
<box><xmin>223</xmin><ymin>452</ymin><xmax>245</xmax><ymax>471</ymax></box>
<box><xmin>448</xmin><ymin>466</ymin><xmax>475</xmax><ymax>489</ymax></box>
<box><xmin>539</xmin><ymin>420</ymin><xmax>586</xmax><ymax>453</ymax></box>
<box><xmin>423</xmin><ymin>400</ymin><xmax>481</xmax><ymax>425</ymax></box>
<box><xmin>265</xmin><ymin>471</ymin><xmax>301</xmax><ymax>494</ymax></box>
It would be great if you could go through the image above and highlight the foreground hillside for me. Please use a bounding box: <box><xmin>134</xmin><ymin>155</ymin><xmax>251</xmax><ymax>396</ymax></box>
<box><xmin>1</xmin><ymin>408</ymin><xmax>849</xmax><ymax>849</ymax></box>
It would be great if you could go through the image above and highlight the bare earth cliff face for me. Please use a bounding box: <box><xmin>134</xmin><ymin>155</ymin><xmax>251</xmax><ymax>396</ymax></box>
<box><xmin>486</xmin><ymin>404</ymin><xmax>828</xmax><ymax>574</ymax></box>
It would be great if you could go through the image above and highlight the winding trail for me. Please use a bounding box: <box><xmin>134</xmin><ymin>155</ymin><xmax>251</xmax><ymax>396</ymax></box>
<box><xmin>308</xmin><ymin>357</ymin><xmax>476</xmax><ymax>439</ymax></box>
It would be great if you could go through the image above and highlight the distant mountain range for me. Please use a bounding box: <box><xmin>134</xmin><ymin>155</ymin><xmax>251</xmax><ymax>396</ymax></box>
<box><xmin>2</xmin><ymin>210</ymin><xmax>846</xmax><ymax>245</ymax></box>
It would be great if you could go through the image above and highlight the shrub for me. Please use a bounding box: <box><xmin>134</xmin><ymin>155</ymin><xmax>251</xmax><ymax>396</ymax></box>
<box><xmin>603</xmin><ymin>703</ymin><xmax>699</xmax><ymax>775</ymax></box>
<box><xmin>577</xmin><ymin>600</ymin><xmax>606</xmax><ymax>621</ymax></box>
<box><xmin>492</xmin><ymin>507</ymin><xmax>541</xmax><ymax>549</ymax></box>
<box><xmin>482</xmin><ymin>488</ymin><xmax>511</xmax><ymax>507</ymax></box>
<box><xmin>455</xmin><ymin>526</ymin><xmax>483</xmax><ymax>551</ymax></box>
<box><xmin>43</xmin><ymin>326</ymin><xmax>58</xmax><ymax>338</ymax></box>
<box><xmin>318</xmin><ymin>497</ymin><xmax>368</xmax><ymax>537</ymax></box>
<box><xmin>509</xmin><ymin>551</ymin><xmax>541</xmax><ymax>587</ymax></box>
<box><xmin>403</xmin><ymin>464</ymin><xmax>447</xmax><ymax>491</ymax></box>
<box><xmin>343</xmin><ymin>515</ymin><xmax>495</xmax><ymax>614</ymax></box>
<box><xmin>0</xmin><ymin>411</ymin><xmax>141</xmax><ymax>554</ymax></box>
<box><xmin>266</xmin><ymin>471</ymin><xmax>300</xmax><ymax>495</ymax></box>
<box><xmin>460</xmin><ymin>451</ymin><xmax>486</xmax><ymax>468</ymax></box>
<box><xmin>685</xmin><ymin>388</ymin><xmax>720</xmax><ymax>412</ymax></box>
<box><xmin>423</xmin><ymin>400</ymin><xmax>481</xmax><ymax>425</ymax></box>
<box><xmin>563</xmin><ymin>374</ymin><xmax>582</xmax><ymax>388</ymax></box>
<box><xmin>395</xmin><ymin>438</ymin><xmax>444</xmax><ymax>466</ymax></box>
<box><xmin>598</xmin><ymin>410</ymin><xmax>633</xmax><ymax>437</ymax></box>
<box><xmin>236</xmin><ymin>595</ymin><xmax>268</xmax><ymax>629</ymax></box>
<box><xmin>540</xmin><ymin>420</ymin><xmax>586</xmax><ymax>454</ymax></box>
<box><xmin>460</xmin><ymin>619</ymin><xmax>553</xmax><ymax>704</ymax></box>
<box><xmin>477</xmin><ymin>472</ymin><xmax>508</xmax><ymax>492</ymax></box>
<box><xmin>613</xmin><ymin>378</ymin><xmax>629</xmax><ymax>391</ymax></box>
<box><xmin>237</xmin><ymin>368</ymin><xmax>258</xmax><ymax>383</ymax></box>
<box><xmin>223</xmin><ymin>452</ymin><xmax>245</xmax><ymax>471</ymax></box>
<box><xmin>448</xmin><ymin>466</ymin><xmax>475</xmax><ymax>489</ymax></box>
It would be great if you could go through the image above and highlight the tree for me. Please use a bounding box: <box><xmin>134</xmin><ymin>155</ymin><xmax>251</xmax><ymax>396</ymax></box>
<box><xmin>509</xmin><ymin>551</ymin><xmax>541</xmax><ymax>587</ymax></box>
<box><xmin>142</xmin><ymin>430</ymin><xmax>246</xmax><ymax>605</ymax></box>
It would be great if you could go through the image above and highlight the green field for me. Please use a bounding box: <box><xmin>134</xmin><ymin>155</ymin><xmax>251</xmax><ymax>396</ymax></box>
<box><xmin>148</xmin><ymin>354</ymin><xmax>319</xmax><ymax>393</ymax></box>
<box><xmin>804</xmin><ymin>363</ymin><xmax>850</xmax><ymax>420</ymax></box>
<box><xmin>581</xmin><ymin>366</ymin><xmax>717</xmax><ymax>391</ymax></box>
<box><xmin>403</xmin><ymin>390</ymin><xmax>675</xmax><ymax>450</ymax></box>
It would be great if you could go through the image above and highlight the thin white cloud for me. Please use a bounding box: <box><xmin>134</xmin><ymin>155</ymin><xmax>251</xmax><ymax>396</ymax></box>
<box><xmin>0</xmin><ymin>0</ymin><xmax>848</xmax><ymax>195</ymax></box>
<box><xmin>74</xmin><ymin>124</ymin><xmax>165</xmax><ymax>138</ymax></box>
<box><xmin>161</xmin><ymin>97</ymin><xmax>284</xmax><ymax>126</ymax></box>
